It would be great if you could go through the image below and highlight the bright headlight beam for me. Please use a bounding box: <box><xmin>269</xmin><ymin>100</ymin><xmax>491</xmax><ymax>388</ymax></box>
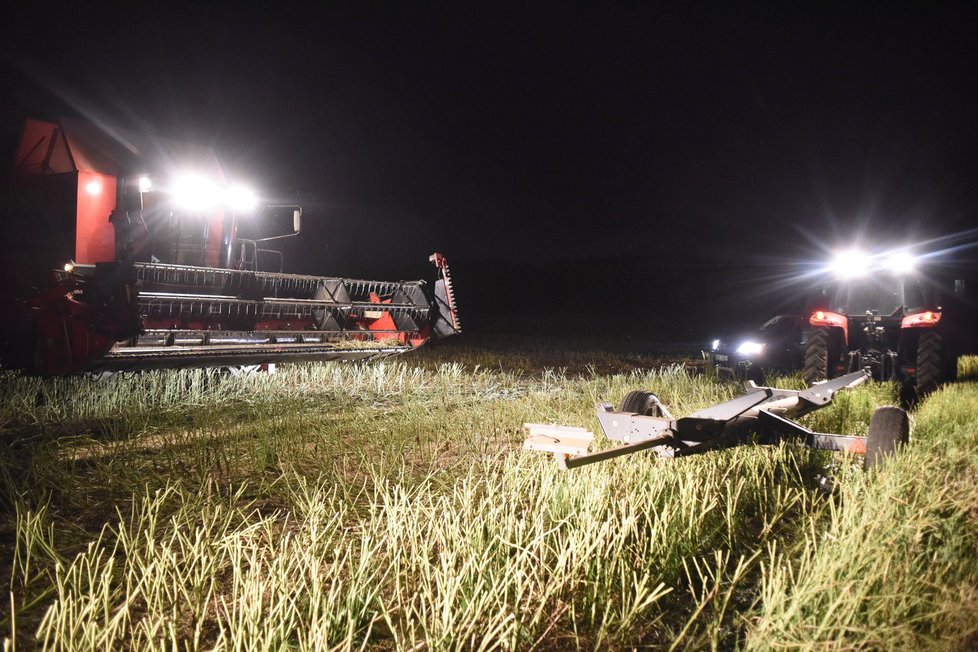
<box><xmin>225</xmin><ymin>185</ymin><xmax>258</xmax><ymax>212</ymax></box>
<box><xmin>884</xmin><ymin>251</ymin><xmax>917</xmax><ymax>275</ymax></box>
<box><xmin>170</xmin><ymin>175</ymin><xmax>259</xmax><ymax>212</ymax></box>
<box><xmin>830</xmin><ymin>249</ymin><xmax>870</xmax><ymax>279</ymax></box>
<box><xmin>736</xmin><ymin>341</ymin><xmax>764</xmax><ymax>356</ymax></box>
<box><xmin>172</xmin><ymin>174</ymin><xmax>221</xmax><ymax>211</ymax></box>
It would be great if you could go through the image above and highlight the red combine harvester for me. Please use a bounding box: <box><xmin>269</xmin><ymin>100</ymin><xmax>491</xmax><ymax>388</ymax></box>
<box><xmin>0</xmin><ymin>118</ymin><xmax>460</xmax><ymax>375</ymax></box>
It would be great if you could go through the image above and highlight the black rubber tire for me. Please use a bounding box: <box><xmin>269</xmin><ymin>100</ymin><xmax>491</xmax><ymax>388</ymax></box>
<box><xmin>916</xmin><ymin>330</ymin><xmax>943</xmax><ymax>395</ymax></box>
<box><xmin>864</xmin><ymin>406</ymin><xmax>909</xmax><ymax>471</ymax></box>
<box><xmin>803</xmin><ymin>326</ymin><xmax>841</xmax><ymax>385</ymax></box>
<box><xmin>619</xmin><ymin>390</ymin><xmax>663</xmax><ymax>416</ymax></box>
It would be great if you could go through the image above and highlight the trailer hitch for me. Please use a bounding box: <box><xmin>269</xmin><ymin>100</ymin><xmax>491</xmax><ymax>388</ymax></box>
<box><xmin>525</xmin><ymin>370</ymin><xmax>908</xmax><ymax>471</ymax></box>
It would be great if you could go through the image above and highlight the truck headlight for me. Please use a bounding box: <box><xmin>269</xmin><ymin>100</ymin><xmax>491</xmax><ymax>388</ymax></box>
<box><xmin>736</xmin><ymin>341</ymin><xmax>765</xmax><ymax>356</ymax></box>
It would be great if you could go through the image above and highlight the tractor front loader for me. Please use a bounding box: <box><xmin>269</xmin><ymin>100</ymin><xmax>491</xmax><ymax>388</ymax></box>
<box><xmin>525</xmin><ymin>371</ymin><xmax>909</xmax><ymax>471</ymax></box>
<box><xmin>1</xmin><ymin>118</ymin><xmax>460</xmax><ymax>375</ymax></box>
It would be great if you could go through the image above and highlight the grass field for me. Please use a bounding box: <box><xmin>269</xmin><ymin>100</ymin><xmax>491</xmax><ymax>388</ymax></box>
<box><xmin>1</xmin><ymin>340</ymin><xmax>977</xmax><ymax>650</ymax></box>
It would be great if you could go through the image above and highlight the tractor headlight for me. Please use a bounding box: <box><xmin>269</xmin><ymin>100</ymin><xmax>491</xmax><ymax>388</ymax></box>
<box><xmin>172</xmin><ymin>174</ymin><xmax>221</xmax><ymax>211</ymax></box>
<box><xmin>711</xmin><ymin>339</ymin><xmax>721</xmax><ymax>351</ymax></box>
<box><xmin>830</xmin><ymin>249</ymin><xmax>870</xmax><ymax>279</ymax></box>
<box><xmin>736</xmin><ymin>341</ymin><xmax>765</xmax><ymax>356</ymax></box>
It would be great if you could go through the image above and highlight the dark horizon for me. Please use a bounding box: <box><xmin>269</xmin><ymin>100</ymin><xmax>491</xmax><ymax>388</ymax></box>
<box><xmin>3</xmin><ymin>5</ymin><xmax>977</xmax><ymax>338</ymax></box>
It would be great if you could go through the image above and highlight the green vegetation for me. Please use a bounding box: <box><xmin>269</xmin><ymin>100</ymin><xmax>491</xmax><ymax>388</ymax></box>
<box><xmin>1</xmin><ymin>347</ymin><xmax>977</xmax><ymax>650</ymax></box>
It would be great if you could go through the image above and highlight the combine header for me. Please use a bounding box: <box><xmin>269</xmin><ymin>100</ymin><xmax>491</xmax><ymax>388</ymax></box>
<box><xmin>0</xmin><ymin>118</ymin><xmax>459</xmax><ymax>375</ymax></box>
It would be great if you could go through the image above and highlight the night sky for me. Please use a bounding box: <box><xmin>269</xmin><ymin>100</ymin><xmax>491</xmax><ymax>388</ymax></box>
<box><xmin>3</xmin><ymin>5</ymin><xmax>977</xmax><ymax>339</ymax></box>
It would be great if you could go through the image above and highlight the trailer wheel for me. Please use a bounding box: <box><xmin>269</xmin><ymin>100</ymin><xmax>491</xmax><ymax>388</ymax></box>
<box><xmin>864</xmin><ymin>406</ymin><xmax>909</xmax><ymax>471</ymax></box>
<box><xmin>915</xmin><ymin>330</ymin><xmax>943</xmax><ymax>395</ymax></box>
<box><xmin>803</xmin><ymin>327</ymin><xmax>842</xmax><ymax>385</ymax></box>
<box><xmin>743</xmin><ymin>363</ymin><xmax>766</xmax><ymax>384</ymax></box>
<box><xmin>619</xmin><ymin>390</ymin><xmax>664</xmax><ymax>417</ymax></box>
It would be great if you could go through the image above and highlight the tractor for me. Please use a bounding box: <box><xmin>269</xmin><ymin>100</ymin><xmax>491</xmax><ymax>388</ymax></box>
<box><xmin>0</xmin><ymin>117</ymin><xmax>460</xmax><ymax>375</ymax></box>
<box><xmin>802</xmin><ymin>248</ymin><xmax>959</xmax><ymax>395</ymax></box>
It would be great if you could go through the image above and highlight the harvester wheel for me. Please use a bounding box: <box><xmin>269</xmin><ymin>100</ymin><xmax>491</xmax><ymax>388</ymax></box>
<box><xmin>619</xmin><ymin>391</ymin><xmax>664</xmax><ymax>417</ymax></box>
<box><xmin>864</xmin><ymin>406</ymin><xmax>909</xmax><ymax>471</ymax></box>
<box><xmin>915</xmin><ymin>330</ymin><xmax>943</xmax><ymax>395</ymax></box>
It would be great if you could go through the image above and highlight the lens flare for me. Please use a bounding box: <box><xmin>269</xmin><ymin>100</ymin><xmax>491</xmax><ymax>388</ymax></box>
<box><xmin>172</xmin><ymin>174</ymin><xmax>220</xmax><ymax>211</ymax></box>
<box><xmin>884</xmin><ymin>251</ymin><xmax>917</xmax><ymax>274</ymax></box>
<box><xmin>225</xmin><ymin>185</ymin><xmax>258</xmax><ymax>212</ymax></box>
<box><xmin>736</xmin><ymin>341</ymin><xmax>764</xmax><ymax>356</ymax></box>
<box><xmin>830</xmin><ymin>249</ymin><xmax>869</xmax><ymax>279</ymax></box>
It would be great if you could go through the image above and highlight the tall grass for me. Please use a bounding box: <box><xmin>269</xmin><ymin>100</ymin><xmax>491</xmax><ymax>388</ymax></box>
<box><xmin>2</xmin><ymin>354</ymin><xmax>977</xmax><ymax>649</ymax></box>
<box><xmin>749</xmin><ymin>380</ymin><xmax>978</xmax><ymax>650</ymax></box>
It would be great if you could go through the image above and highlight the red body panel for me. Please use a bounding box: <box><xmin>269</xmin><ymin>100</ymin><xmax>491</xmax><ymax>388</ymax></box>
<box><xmin>205</xmin><ymin>210</ymin><xmax>223</xmax><ymax>267</ymax></box>
<box><xmin>901</xmin><ymin>311</ymin><xmax>941</xmax><ymax>329</ymax></box>
<box><xmin>13</xmin><ymin>119</ymin><xmax>75</xmax><ymax>175</ymax></box>
<box><xmin>809</xmin><ymin>310</ymin><xmax>849</xmax><ymax>345</ymax></box>
<box><xmin>75</xmin><ymin>171</ymin><xmax>117</xmax><ymax>264</ymax></box>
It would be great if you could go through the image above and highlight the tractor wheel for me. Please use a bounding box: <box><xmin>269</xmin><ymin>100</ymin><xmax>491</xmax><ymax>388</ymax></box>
<box><xmin>619</xmin><ymin>390</ymin><xmax>663</xmax><ymax>417</ymax></box>
<box><xmin>864</xmin><ymin>406</ymin><xmax>909</xmax><ymax>471</ymax></box>
<box><xmin>916</xmin><ymin>330</ymin><xmax>943</xmax><ymax>395</ymax></box>
<box><xmin>803</xmin><ymin>327</ymin><xmax>842</xmax><ymax>385</ymax></box>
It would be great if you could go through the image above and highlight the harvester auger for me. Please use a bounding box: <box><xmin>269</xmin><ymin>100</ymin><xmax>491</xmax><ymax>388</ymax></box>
<box><xmin>525</xmin><ymin>371</ymin><xmax>909</xmax><ymax>471</ymax></box>
<box><xmin>0</xmin><ymin>118</ymin><xmax>460</xmax><ymax>375</ymax></box>
<box><xmin>40</xmin><ymin>254</ymin><xmax>460</xmax><ymax>374</ymax></box>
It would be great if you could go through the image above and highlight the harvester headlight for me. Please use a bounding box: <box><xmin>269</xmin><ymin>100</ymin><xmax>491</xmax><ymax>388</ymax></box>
<box><xmin>711</xmin><ymin>339</ymin><xmax>721</xmax><ymax>351</ymax></box>
<box><xmin>830</xmin><ymin>249</ymin><xmax>870</xmax><ymax>279</ymax></box>
<box><xmin>735</xmin><ymin>341</ymin><xmax>765</xmax><ymax>356</ymax></box>
<box><xmin>138</xmin><ymin>176</ymin><xmax>153</xmax><ymax>193</ymax></box>
<box><xmin>172</xmin><ymin>174</ymin><xmax>221</xmax><ymax>211</ymax></box>
<box><xmin>883</xmin><ymin>251</ymin><xmax>917</xmax><ymax>275</ymax></box>
<box><xmin>225</xmin><ymin>184</ymin><xmax>258</xmax><ymax>212</ymax></box>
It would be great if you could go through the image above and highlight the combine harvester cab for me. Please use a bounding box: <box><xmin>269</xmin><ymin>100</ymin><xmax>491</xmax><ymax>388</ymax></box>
<box><xmin>1</xmin><ymin>118</ymin><xmax>459</xmax><ymax>375</ymax></box>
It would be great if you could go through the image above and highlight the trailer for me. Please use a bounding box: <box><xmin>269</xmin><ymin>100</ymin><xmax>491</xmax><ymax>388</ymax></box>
<box><xmin>525</xmin><ymin>371</ymin><xmax>908</xmax><ymax>471</ymax></box>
